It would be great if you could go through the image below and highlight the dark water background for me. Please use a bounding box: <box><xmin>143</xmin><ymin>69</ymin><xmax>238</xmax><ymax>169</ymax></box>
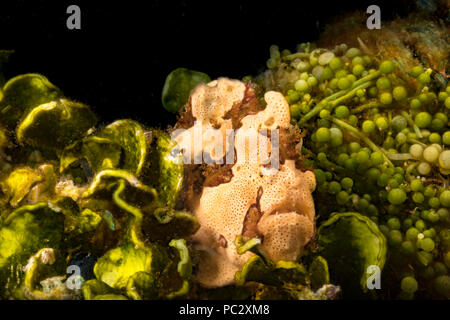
<box><xmin>0</xmin><ymin>0</ymin><xmax>414</xmax><ymax>128</ymax></box>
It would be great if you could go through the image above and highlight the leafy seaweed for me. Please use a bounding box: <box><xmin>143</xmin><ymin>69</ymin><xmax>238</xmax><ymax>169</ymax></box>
<box><xmin>146</xmin><ymin>130</ymin><xmax>184</xmax><ymax>208</ymax></box>
<box><xmin>235</xmin><ymin>255</ymin><xmax>309</xmax><ymax>287</ymax></box>
<box><xmin>82</xmin><ymin>279</ymin><xmax>123</xmax><ymax>300</ymax></box>
<box><xmin>125</xmin><ymin>271</ymin><xmax>158</xmax><ymax>300</ymax></box>
<box><xmin>0</xmin><ymin>203</ymin><xmax>65</xmax><ymax>297</ymax></box>
<box><xmin>309</xmin><ymin>256</ymin><xmax>330</xmax><ymax>291</ymax></box>
<box><xmin>0</xmin><ymin>70</ymin><xmax>199</xmax><ymax>300</ymax></box>
<box><xmin>81</xmin><ymin>136</ymin><xmax>122</xmax><ymax>172</ymax></box>
<box><xmin>0</xmin><ymin>167</ymin><xmax>42</xmax><ymax>207</ymax></box>
<box><xmin>16</xmin><ymin>99</ymin><xmax>97</xmax><ymax>151</ymax></box>
<box><xmin>20</xmin><ymin>248</ymin><xmax>79</xmax><ymax>300</ymax></box>
<box><xmin>166</xmin><ymin>239</ymin><xmax>191</xmax><ymax>299</ymax></box>
<box><xmin>93</xmin><ymin>243</ymin><xmax>166</xmax><ymax>290</ymax></box>
<box><xmin>0</xmin><ymin>74</ymin><xmax>62</xmax><ymax>129</ymax></box>
<box><xmin>98</xmin><ymin>120</ymin><xmax>148</xmax><ymax>176</ymax></box>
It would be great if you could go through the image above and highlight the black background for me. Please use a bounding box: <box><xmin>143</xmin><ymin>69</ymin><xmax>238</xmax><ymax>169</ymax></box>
<box><xmin>0</xmin><ymin>0</ymin><xmax>413</xmax><ymax>128</ymax></box>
